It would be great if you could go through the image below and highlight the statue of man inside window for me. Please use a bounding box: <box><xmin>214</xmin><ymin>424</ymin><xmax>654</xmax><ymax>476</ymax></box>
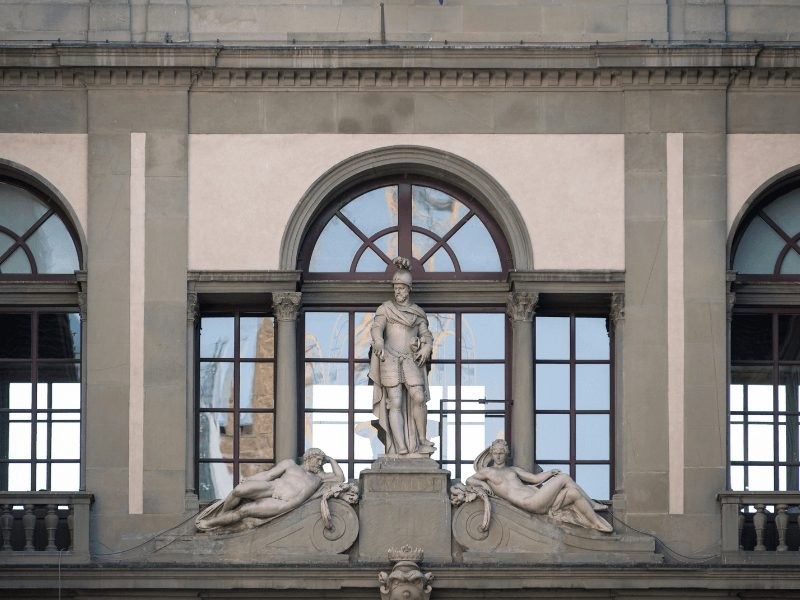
<box><xmin>370</xmin><ymin>257</ymin><xmax>436</xmax><ymax>457</ymax></box>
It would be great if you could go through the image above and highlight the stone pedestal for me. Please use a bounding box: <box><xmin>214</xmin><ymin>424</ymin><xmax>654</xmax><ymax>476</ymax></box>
<box><xmin>357</xmin><ymin>458</ymin><xmax>452</xmax><ymax>563</ymax></box>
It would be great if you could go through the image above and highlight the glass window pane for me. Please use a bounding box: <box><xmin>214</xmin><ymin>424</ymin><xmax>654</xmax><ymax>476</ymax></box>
<box><xmin>733</xmin><ymin>216</ymin><xmax>786</xmax><ymax>274</ymax></box>
<box><xmin>730</xmin><ymin>384</ymin><xmax>744</xmax><ymax>412</ymax></box>
<box><xmin>354</xmin><ymin>363</ymin><xmax>373</xmax><ymax>410</ymax></box>
<box><xmin>0</xmin><ymin>247</ymin><xmax>31</xmax><ymax>273</ymax></box>
<box><xmin>779</xmin><ymin>366</ymin><xmax>800</xmax><ymax>414</ymax></box>
<box><xmin>575</xmin><ymin>464</ymin><xmax>610</xmax><ymax>500</ymax></box>
<box><xmin>198</xmin><ymin>362</ymin><xmax>234</xmax><ymax>410</ymax></box>
<box><xmin>26</xmin><ymin>215</ymin><xmax>80</xmax><ymax>274</ymax></box>
<box><xmin>199</xmin><ymin>317</ymin><xmax>234</xmax><ymax>359</ymax></box>
<box><xmin>198</xmin><ymin>411</ymin><xmax>234</xmax><ymax>459</ymax></box>
<box><xmin>354</xmin><ymin>312</ymin><xmax>375</xmax><ymax>360</ymax></box>
<box><xmin>461</xmin><ymin>364</ymin><xmax>504</xmax><ymax>405</ymax></box>
<box><xmin>199</xmin><ymin>462</ymin><xmax>233</xmax><ymax>502</ymax></box>
<box><xmin>411</xmin><ymin>231</ymin><xmax>436</xmax><ymax>261</ymax></box>
<box><xmin>730</xmin><ymin>465</ymin><xmax>745</xmax><ymax>491</ymax></box>
<box><xmin>730</xmin><ymin>423</ymin><xmax>744</xmax><ymax>461</ymax></box>
<box><xmin>428</xmin><ymin>313</ymin><xmax>455</xmax><ymax>360</ymax></box>
<box><xmin>356</xmin><ymin>247</ymin><xmax>389</xmax><ymax>272</ymax></box>
<box><xmin>576</xmin><ymin>414</ymin><xmax>610</xmax><ymax>460</ymax></box>
<box><xmin>423</xmin><ymin>247</ymin><xmax>455</xmax><ymax>272</ymax></box>
<box><xmin>731</xmin><ymin>314</ymin><xmax>772</xmax><ymax>362</ymax></box>
<box><xmin>1</xmin><ymin>369</ymin><xmax>32</xmax><ymax>410</ymax></box>
<box><xmin>461</xmin><ymin>415</ymin><xmax>505</xmax><ymax>462</ymax></box>
<box><xmin>8</xmin><ymin>422</ymin><xmax>31</xmax><ymax>459</ymax></box>
<box><xmin>39</xmin><ymin>364</ymin><xmax>80</xmax><ymax>387</ymax></box>
<box><xmin>305</xmin><ymin>362</ymin><xmax>348</xmax><ymax>409</ymax></box>
<box><xmin>240</xmin><ymin>363</ymin><xmax>274</xmax><ymax>409</ymax></box>
<box><xmin>575</xmin><ymin>317</ymin><xmax>609</xmax><ymax>360</ymax></box>
<box><xmin>576</xmin><ymin>364</ymin><xmax>610</xmax><ymax>410</ymax></box>
<box><xmin>0</xmin><ymin>231</ymin><xmax>13</xmax><ymax>255</ymax></box>
<box><xmin>536</xmin><ymin>414</ymin><xmax>569</xmax><ymax>460</ymax></box>
<box><xmin>310</xmin><ymin>215</ymin><xmax>363</xmax><ymax>272</ymax></box>
<box><xmin>240</xmin><ymin>316</ymin><xmax>273</xmax><ymax>359</ymax></box>
<box><xmin>374</xmin><ymin>232</ymin><xmax>399</xmax><ymax>260</ymax></box>
<box><xmin>730</xmin><ymin>366</ymin><xmax>772</xmax><ymax>411</ymax></box>
<box><xmin>354</xmin><ymin>417</ymin><xmax>381</xmax><ymax>461</ymax></box>
<box><xmin>305</xmin><ymin>412</ymin><xmax>349</xmax><ymax>458</ymax></box>
<box><xmin>36</xmin><ymin>463</ymin><xmax>47</xmax><ymax>491</ymax></box>
<box><xmin>748</xmin><ymin>466</ymin><xmax>775</xmax><ymax>491</ymax></box>
<box><xmin>461</xmin><ymin>313</ymin><xmax>504</xmax><ymax>360</ymax></box>
<box><xmin>762</xmin><ymin>189</ymin><xmax>800</xmax><ymax>240</ymax></box>
<box><xmin>340</xmin><ymin>186</ymin><xmax>398</xmax><ymax>238</ymax></box>
<box><xmin>447</xmin><ymin>215</ymin><xmax>501</xmax><ymax>271</ymax></box>
<box><xmin>38</xmin><ymin>313</ymin><xmax>80</xmax><ymax>359</ymax></box>
<box><xmin>748</xmin><ymin>424</ymin><xmax>774</xmax><ymax>461</ymax></box>
<box><xmin>7</xmin><ymin>463</ymin><xmax>31</xmax><ymax>491</ymax></box>
<box><xmin>0</xmin><ymin>182</ymin><xmax>49</xmax><ymax>233</ymax></box>
<box><xmin>780</xmin><ymin>249</ymin><xmax>800</xmax><ymax>275</ymax></box>
<box><xmin>428</xmin><ymin>364</ymin><xmax>456</xmax><ymax>412</ymax></box>
<box><xmin>305</xmin><ymin>312</ymin><xmax>348</xmax><ymax>359</ymax></box>
<box><xmin>536</xmin><ymin>364</ymin><xmax>569</xmax><ymax>410</ymax></box>
<box><xmin>779</xmin><ymin>316</ymin><xmax>800</xmax><ymax>362</ymax></box>
<box><xmin>51</xmin><ymin>423</ymin><xmax>80</xmax><ymax>460</ymax></box>
<box><xmin>536</xmin><ymin>317</ymin><xmax>570</xmax><ymax>360</ymax></box>
<box><xmin>239</xmin><ymin>413</ymin><xmax>274</xmax><ymax>460</ymax></box>
<box><xmin>412</xmin><ymin>186</ymin><xmax>468</xmax><ymax>238</ymax></box>
<box><xmin>0</xmin><ymin>314</ymin><xmax>31</xmax><ymax>358</ymax></box>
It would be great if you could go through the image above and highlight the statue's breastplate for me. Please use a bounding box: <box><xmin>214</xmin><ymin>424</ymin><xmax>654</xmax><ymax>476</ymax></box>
<box><xmin>384</xmin><ymin>320</ymin><xmax>415</xmax><ymax>354</ymax></box>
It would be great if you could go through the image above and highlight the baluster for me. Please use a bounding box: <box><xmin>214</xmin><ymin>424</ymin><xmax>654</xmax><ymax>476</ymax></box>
<box><xmin>22</xmin><ymin>504</ymin><xmax>36</xmax><ymax>552</ymax></box>
<box><xmin>44</xmin><ymin>505</ymin><xmax>58</xmax><ymax>551</ymax></box>
<box><xmin>67</xmin><ymin>506</ymin><xmax>74</xmax><ymax>551</ymax></box>
<box><xmin>738</xmin><ymin>508</ymin><xmax>745</xmax><ymax>550</ymax></box>
<box><xmin>0</xmin><ymin>505</ymin><xmax>12</xmax><ymax>551</ymax></box>
<box><xmin>775</xmin><ymin>504</ymin><xmax>789</xmax><ymax>551</ymax></box>
<box><xmin>753</xmin><ymin>504</ymin><xmax>767</xmax><ymax>551</ymax></box>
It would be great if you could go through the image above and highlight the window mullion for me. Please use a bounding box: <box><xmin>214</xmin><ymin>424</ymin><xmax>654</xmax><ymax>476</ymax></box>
<box><xmin>398</xmin><ymin>183</ymin><xmax>413</xmax><ymax>260</ymax></box>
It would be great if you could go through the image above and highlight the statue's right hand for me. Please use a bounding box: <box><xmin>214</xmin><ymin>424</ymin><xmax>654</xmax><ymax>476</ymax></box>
<box><xmin>374</xmin><ymin>346</ymin><xmax>385</xmax><ymax>361</ymax></box>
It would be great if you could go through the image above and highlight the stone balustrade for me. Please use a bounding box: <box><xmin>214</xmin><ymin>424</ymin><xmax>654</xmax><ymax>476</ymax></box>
<box><xmin>0</xmin><ymin>492</ymin><xmax>92</xmax><ymax>563</ymax></box>
<box><xmin>719</xmin><ymin>491</ymin><xmax>800</xmax><ymax>560</ymax></box>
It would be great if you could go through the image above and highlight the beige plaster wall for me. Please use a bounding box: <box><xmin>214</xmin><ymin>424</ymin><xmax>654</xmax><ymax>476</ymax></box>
<box><xmin>188</xmin><ymin>134</ymin><xmax>624</xmax><ymax>272</ymax></box>
<box><xmin>0</xmin><ymin>133</ymin><xmax>88</xmax><ymax>239</ymax></box>
<box><xmin>727</xmin><ymin>134</ymin><xmax>800</xmax><ymax>235</ymax></box>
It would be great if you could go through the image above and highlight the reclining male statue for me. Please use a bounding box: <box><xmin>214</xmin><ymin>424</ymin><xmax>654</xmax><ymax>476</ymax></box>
<box><xmin>195</xmin><ymin>448</ymin><xmax>344</xmax><ymax>532</ymax></box>
<box><xmin>465</xmin><ymin>439</ymin><xmax>613</xmax><ymax>533</ymax></box>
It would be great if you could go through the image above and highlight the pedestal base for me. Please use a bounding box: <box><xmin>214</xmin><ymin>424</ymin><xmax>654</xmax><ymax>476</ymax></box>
<box><xmin>357</xmin><ymin>457</ymin><xmax>452</xmax><ymax>563</ymax></box>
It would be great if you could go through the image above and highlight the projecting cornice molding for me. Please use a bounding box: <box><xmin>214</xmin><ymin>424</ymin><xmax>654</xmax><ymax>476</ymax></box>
<box><xmin>2</xmin><ymin>66</ymin><xmax>800</xmax><ymax>90</ymax></box>
<box><xmin>0</xmin><ymin>44</ymin><xmax>799</xmax><ymax>89</ymax></box>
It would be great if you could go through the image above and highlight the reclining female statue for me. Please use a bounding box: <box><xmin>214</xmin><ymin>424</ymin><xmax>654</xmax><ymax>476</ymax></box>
<box><xmin>465</xmin><ymin>439</ymin><xmax>613</xmax><ymax>533</ymax></box>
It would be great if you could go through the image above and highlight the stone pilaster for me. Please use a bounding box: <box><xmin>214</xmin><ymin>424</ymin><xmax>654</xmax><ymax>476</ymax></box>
<box><xmin>184</xmin><ymin>290</ymin><xmax>199</xmax><ymax>509</ymax></box>
<box><xmin>507</xmin><ymin>291</ymin><xmax>538</xmax><ymax>472</ymax></box>
<box><xmin>274</xmin><ymin>291</ymin><xmax>302</xmax><ymax>462</ymax></box>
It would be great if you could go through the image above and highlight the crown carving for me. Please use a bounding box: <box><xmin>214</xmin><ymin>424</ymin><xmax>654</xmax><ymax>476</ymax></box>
<box><xmin>387</xmin><ymin>545</ymin><xmax>423</xmax><ymax>563</ymax></box>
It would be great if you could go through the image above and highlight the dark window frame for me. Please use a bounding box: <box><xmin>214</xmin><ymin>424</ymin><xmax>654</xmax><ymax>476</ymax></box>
<box><xmin>196</xmin><ymin>307</ymin><xmax>277</xmax><ymax>501</ymax></box>
<box><xmin>533</xmin><ymin>310</ymin><xmax>615</xmax><ymax>501</ymax></box>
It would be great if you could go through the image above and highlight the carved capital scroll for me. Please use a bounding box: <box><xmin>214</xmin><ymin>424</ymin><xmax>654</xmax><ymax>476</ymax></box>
<box><xmin>610</xmin><ymin>292</ymin><xmax>625</xmax><ymax>326</ymax></box>
<box><xmin>506</xmin><ymin>291</ymin><xmax>538</xmax><ymax>322</ymax></box>
<box><xmin>187</xmin><ymin>291</ymin><xmax>199</xmax><ymax>325</ymax></box>
<box><xmin>273</xmin><ymin>292</ymin><xmax>302</xmax><ymax>322</ymax></box>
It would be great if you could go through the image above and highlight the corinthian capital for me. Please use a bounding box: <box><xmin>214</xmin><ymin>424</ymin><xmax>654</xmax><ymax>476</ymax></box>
<box><xmin>506</xmin><ymin>292</ymin><xmax>538</xmax><ymax>322</ymax></box>
<box><xmin>273</xmin><ymin>292</ymin><xmax>302</xmax><ymax>322</ymax></box>
<box><xmin>610</xmin><ymin>292</ymin><xmax>625</xmax><ymax>326</ymax></box>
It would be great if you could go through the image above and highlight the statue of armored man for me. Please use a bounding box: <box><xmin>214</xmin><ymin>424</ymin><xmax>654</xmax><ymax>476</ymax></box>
<box><xmin>370</xmin><ymin>257</ymin><xmax>436</xmax><ymax>457</ymax></box>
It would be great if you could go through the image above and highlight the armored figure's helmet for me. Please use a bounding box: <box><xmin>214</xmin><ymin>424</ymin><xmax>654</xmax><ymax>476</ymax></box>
<box><xmin>391</xmin><ymin>257</ymin><xmax>413</xmax><ymax>287</ymax></box>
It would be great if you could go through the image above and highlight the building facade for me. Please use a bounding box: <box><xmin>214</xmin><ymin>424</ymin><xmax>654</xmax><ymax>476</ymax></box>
<box><xmin>2</xmin><ymin>0</ymin><xmax>800</xmax><ymax>596</ymax></box>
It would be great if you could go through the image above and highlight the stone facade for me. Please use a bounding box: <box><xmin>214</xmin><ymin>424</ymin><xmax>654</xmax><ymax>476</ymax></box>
<box><xmin>1</xmin><ymin>1</ymin><xmax>800</xmax><ymax>597</ymax></box>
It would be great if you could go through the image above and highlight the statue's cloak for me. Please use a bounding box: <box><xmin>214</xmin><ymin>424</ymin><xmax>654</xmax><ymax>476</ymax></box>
<box><xmin>369</xmin><ymin>300</ymin><xmax>430</xmax><ymax>455</ymax></box>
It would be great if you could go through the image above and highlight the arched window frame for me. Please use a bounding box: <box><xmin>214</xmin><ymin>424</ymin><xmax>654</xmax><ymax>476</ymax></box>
<box><xmin>0</xmin><ymin>165</ymin><xmax>86</xmax><ymax>494</ymax></box>
<box><xmin>729</xmin><ymin>169</ymin><xmax>800</xmax><ymax>493</ymax></box>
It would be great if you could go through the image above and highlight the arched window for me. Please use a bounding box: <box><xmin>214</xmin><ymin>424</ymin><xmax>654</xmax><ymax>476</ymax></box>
<box><xmin>300</xmin><ymin>178</ymin><xmax>511</xmax><ymax>279</ymax></box>
<box><xmin>300</xmin><ymin>176</ymin><xmax>511</xmax><ymax>481</ymax></box>
<box><xmin>730</xmin><ymin>173</ymin><xmax>800</xmax><ymax>492</ymax></box>
<box><xmin>0</xmin><ymin>174</ymin><xmax>83</xmax><ymax>492</ymax></box>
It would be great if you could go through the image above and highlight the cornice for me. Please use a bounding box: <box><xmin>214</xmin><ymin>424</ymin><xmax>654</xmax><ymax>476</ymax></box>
<box><xmin>0</xmin><ymin>43</ymin><xmax>798</xmax><ymax>90</ymax></box>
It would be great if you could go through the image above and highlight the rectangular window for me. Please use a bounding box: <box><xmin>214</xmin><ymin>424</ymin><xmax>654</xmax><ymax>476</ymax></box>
<box><xmin>730</xmin><ymin>311</ymin><xmax>800</xmax><ymax>491</ymax></box>
<box><xmin>0</xmin><ymin>310</ymin><xmax>81</xmax><ymax>491</ymax></box>
<box><xmin>303</xmin><ymin>308</ymin><xmax>508</xmax><ymax>480</ymax></box>
<box><xmin>197</xmin><ymin>311</ymin><xmax>275</xmax><ymax>502</ymax></box>
<box><xmin>534</xmin><ymin>314</ymin><xmax>613</xmax><ymax>500</ymax></box>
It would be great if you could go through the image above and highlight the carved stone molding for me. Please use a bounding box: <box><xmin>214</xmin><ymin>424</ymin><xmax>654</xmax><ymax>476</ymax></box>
<box><xmin>506</xmin><ymin>291</ymin><xmax>538</xmax><ymax>322</ymax></box>
<box><xmin>186</xmin><ymin>291</ymin><xmax>199</xmax><ymax>325</ymax></box>
<box><xmin>727</xmin><ymin>291</ymin><xmax>737</xmax><ymax>322</ymax></box>
<box><xmin>273</xmin><ymin>292</ymin><xmax>302</xmax><ymax>322</ymax></box>
<box><xmin>2</xmin><ymin>66</ymin><xmax>799</xmax><ymax>90</ymax></box>
<box><xmin>610</xmin><ymin>292</ymin><xmax>625</xmax><ymax>326</ymax></box>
